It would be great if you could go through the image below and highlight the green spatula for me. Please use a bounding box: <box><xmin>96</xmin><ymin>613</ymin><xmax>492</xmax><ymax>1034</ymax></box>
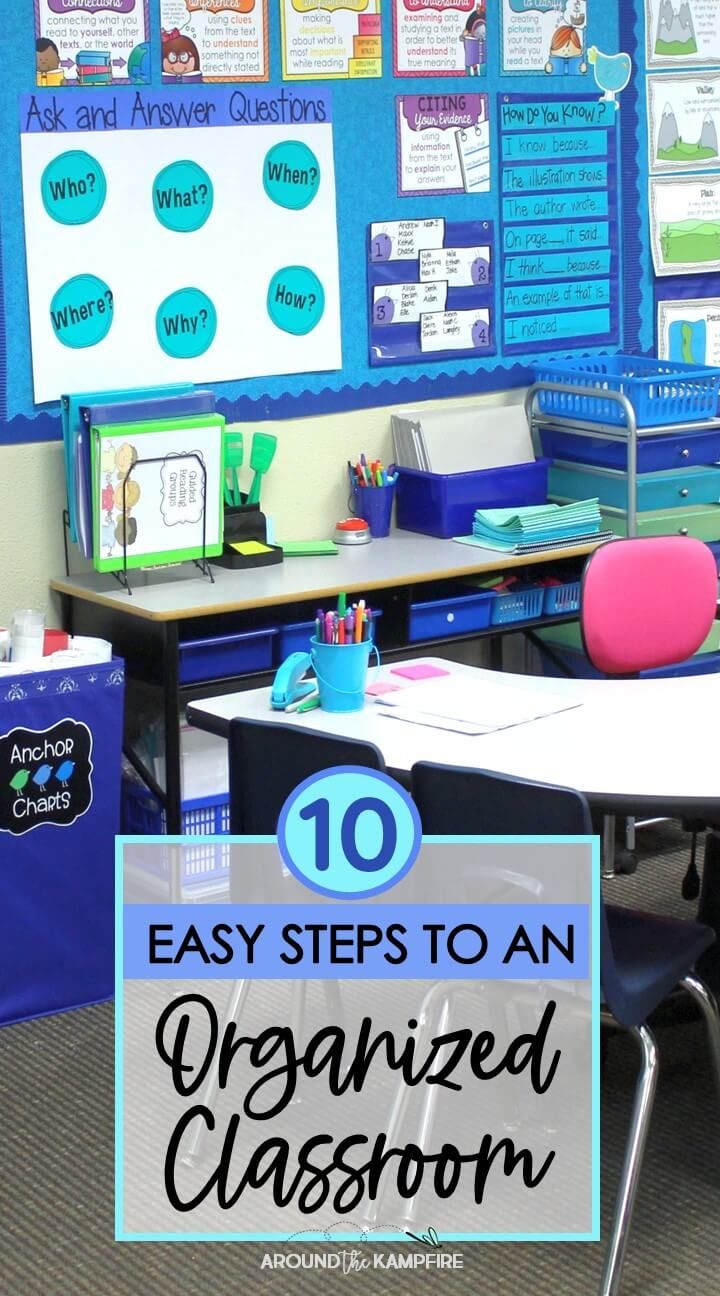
<box><xmin>224</xmin><ymin>432</ymin><xmax>244</xmax><ymax>507</ymax></box>
<box><xmin>246</xmin><ymin>432</ymin><xmax>277</xmax><ymax>506</ymax></box>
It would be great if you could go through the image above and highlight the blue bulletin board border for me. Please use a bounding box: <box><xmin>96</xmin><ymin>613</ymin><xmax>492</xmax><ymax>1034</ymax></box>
<box><xmin>1</xmin><ymin>2</ymin><xmax>646</xmax><ymax>443</ymax></box>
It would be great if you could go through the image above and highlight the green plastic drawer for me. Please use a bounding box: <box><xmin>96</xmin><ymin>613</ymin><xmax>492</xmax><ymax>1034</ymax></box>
<box><xmin>549</xmin><ymin>462</ymin><xmax>720</xmax><ymax>511</ymax></box>
<box><xmin>600</xmin><ymin>503</ymin><xmax>720</xmax><ymax>541</ymax></box>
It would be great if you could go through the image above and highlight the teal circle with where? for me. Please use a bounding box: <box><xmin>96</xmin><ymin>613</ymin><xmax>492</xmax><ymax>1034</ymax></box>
<box><xmin>41</xmin><ymin>151</ymin><xmax>107</xmax><ymax>226</ymax></box>
<box><xmin>152</xmin><ymin>160</ymin><xmax>214</xmax><ymax>233</ymax></box>
<box><xmin>267</xmin><ymin>266</ymin><xmax>325</xmax><ymax>336</ymax></box>
<box><xmin>50</xmin><ymin>274</ymin><xmax>114</xmax><ymax>349</ymax></box>
<box><xmin>156</xmin><ymin>287</ymin><xmax>217</xmax><ymax>359</ymax></box>
<box><xmin>263</xmin><ymin>141</ymin><xmax>321</xmax><ymax>211</ymax></box>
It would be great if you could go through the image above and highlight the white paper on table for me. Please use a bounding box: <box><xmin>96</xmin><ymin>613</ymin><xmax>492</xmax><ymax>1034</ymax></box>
<box><xmin>375</xmin><ymin>676</ymin><xmax>582</xmax><ymax>734</ymax></box>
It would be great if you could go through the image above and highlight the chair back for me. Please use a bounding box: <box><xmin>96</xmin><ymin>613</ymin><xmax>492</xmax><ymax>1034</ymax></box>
<box><xmin>580</xmin><ymin>536</ymin><xmax>717</xmax><ymax>676</ymax></box>
<box><xmin>228</xmin><ymin>717</ymin><xmax>385</xmax><ymax>834</ymax></box>
<box><xmin>411</xmin><ymin>762</ymin><xmax>626</xmax><ymax>1019</ymax></box>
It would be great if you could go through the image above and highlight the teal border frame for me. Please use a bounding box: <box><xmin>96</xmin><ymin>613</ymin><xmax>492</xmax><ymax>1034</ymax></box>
<box><xmin>114</xmin><ymin>832</ymin><xmax>601</xmax><ymax>1244</ymax></box>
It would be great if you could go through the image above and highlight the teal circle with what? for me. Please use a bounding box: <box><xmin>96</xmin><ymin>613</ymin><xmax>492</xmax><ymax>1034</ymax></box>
<box><xmin>152</xmin><ymin>160</ymin><xmax>214</xmax><ymax>233</ymax></box>
<box><xmin>50</xmin><ymin>274</ymin><xmax>114</xmax><ymax>349</ymax></box>
<box><xmin>41</xmin><ymin>151</ymin><xmax>107</xmax><ymax>226</ymax></box>
<box><xmin>156</xmin><ymin>287</ymin><xmax>217</xmax><ymax>359</ymax></box>
<box><xmin>267</xmin><ymin>266</ymin><xmax>325</xmax><ymax>336</ymax></box>
<box><xmin>263</xmin><ymin>141</ymin><xmax>321</xmax><ymax>211</ymax></box>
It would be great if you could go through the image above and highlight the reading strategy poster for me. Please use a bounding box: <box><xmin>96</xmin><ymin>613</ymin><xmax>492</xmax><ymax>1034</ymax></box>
<box><xmin>34</xmin><ymin>0</ymin><xmax>150</xmax><ymax>86</ymax></box>
<box><xmin>396</xmin><ymin>92</ymin><xmax>490</xmax><ymax>195</ymax></box>
<box><xmin>502</xmin><ymin>0</ymin><xmax>589</xmax><ymax>76</ymax></box>
<box><xmin>281</xmin><ymin>0</ymin><xmax>382</xmax><ymax>79</ymax></box>
<box><xmin>393</xmin><ymin>0</ymin><xmax>487</xmax><ymax>79</ymax></box>
<box><xmin>160</xmin><ymin>0</ymin><xmax>269</xmax><ymax>82</ymax></box>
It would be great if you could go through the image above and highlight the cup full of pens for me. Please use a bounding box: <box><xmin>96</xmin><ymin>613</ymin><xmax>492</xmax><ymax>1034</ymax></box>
<box><xmin>310</xmin><ymin>593</ymin><xmax>378</xmax><ymax>713</ymax></box>
<box><xmin>348</xmin><ymin>456</ymin><xmax>399</xmax><ymax>539</ymax></box>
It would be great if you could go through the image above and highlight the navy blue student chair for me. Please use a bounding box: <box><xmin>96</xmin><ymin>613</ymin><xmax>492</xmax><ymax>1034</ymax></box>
<box><xmin>409</xmin><ymin>761</ymin><xmax>720</xmax><ymax>1296</ymax></box>
<box><xmin>228</xmin><ymin>718</ymin><xmax>386</xmax><ymax>836</ymax></box>
<box><xmin>183</xmin><ymin>720</ymin><xmax>386</xmax><ymax>1170</ymax></box>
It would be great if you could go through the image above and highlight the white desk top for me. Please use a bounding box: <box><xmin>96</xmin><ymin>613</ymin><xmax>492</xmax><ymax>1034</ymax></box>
<box><xmin>50</xmin><ymin>532</ymin><xmax>598</xmax><ymax>622</ymax></box>
<box><xmin>187</xmin><ymin>657</ymin><xmax>720</xmax><ymax>812</ymax></box>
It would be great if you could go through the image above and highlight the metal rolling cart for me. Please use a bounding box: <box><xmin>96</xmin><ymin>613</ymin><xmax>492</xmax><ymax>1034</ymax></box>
<box><xmin>525</xmin><ymin>378</ymin><xmax>720</xmax><ymax>877</ymax></box>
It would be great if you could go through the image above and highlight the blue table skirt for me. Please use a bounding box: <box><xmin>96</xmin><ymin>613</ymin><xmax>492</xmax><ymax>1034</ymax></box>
<box><xmin>0</xmin><ymin>659</ymin><xmax>124</xmax><ymax>1025</ymax></box>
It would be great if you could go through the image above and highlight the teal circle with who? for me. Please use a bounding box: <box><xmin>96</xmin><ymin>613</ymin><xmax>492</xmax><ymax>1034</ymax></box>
<box><xmin>50</xmin><ymin>274</ymin><xmax>114</xmax><ymax>349</ymax></box>
<box><xmin>41</xmin><ymin>150</ymin><xmax>107</xmax><ymax>226</ymax></box>
<box><xmin>156</xmin><ymin>287</ymin><xmax>217</xmax><ymax>359</ymax></box>
<box><xmin>263</xmin><ymin>141</ymin><xmax>321</xmax><ymax>211</ymax></box>
<box><xmin>277</xmin><ymin>766</ymin><xmax>422</xmax><ymax>899</ymax></box>
<box><xmin>267</xmin><ymin>265</ymin><xmax>325</xmax><ymax>336</ymax></box>
<box><xmin>152</xmin><ymin>160</ymin><xmax>214</xmax><ymax>233</ymax></box>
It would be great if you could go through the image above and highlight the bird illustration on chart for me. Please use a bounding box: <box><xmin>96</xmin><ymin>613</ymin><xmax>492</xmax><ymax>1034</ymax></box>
<box><xmin>588</xmin><ymin>47</ymin><xmax>632</xmax><ymax>110</ymax></box>
<box><xmin>32</xmin><ymin>763</ymin><xmax>53</xmax><ymax>789</ymax></box>
<box><xmin>9</xmin><ymin>769</ymin><xmax>30</xmax><ymax>796</ymax></box>
<box><xmin>55</xmin><ymin>760</ymin><xmax>76</xmax><ymax>787</ymax></box>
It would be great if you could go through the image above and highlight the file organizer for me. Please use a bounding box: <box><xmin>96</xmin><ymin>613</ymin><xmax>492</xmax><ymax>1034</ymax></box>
<box><xmin>527</xmin><ymin>379</ymin><xmax>720</xmax><ymax>542</ymax></box>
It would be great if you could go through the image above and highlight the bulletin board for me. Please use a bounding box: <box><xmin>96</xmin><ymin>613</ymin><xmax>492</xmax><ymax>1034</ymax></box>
<box><xmin>0</xmin><ymin>1</ymin><xmax>654</xmax><ymax>444</ymax></box>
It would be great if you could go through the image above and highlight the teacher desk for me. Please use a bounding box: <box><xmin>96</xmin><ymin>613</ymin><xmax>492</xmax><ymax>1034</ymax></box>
<box><xmin>51</xmin><ymin>531</ymin><xmax>600</xmax><ymax>833</ymax></box>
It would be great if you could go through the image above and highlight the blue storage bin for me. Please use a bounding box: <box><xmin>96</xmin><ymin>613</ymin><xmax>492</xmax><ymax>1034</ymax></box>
<box><xmin>543</xmin><ymin>581</ymin><xmax>581</xmax><ymax>616</ymax></box>
<box><xmin>409</xmin><ymin>591</ymin><xmax>494</xmax><ymax>642</ymax></box>
<box><xmin>540</xmin><ymin>425</ymin><xmax>720</xmax><ymax>473</ymax></box>
<box><xmin>396</xmin><ymin>459</ymin><xmax>550</xmax><ymax>539</ymax></box>
<box><xmin>121</xmin><ymin>777</ymin><xmax>230</xmax><ymax>888</ymax></box>
<box><xmin>549</xmin><ymin>462</ymin><xmax>720</xmax><ymax>511</ymax></box>
<box><xmin>178</xmin><ymin>627</ymin><xmax>277</xmax><ymax>684</ymax></box>
<box><xmin>490</xmin><ymin>585</ymin><xmax>545</xmax><ymax>626</ymax></box>
<box><xmin>538</xmin><ymin>643</ymin><xmax>720</xmax><ymax>681</ymax></box>
<box><xmin>276</xmin><ymin>611</ymin><xmax>383</xmax><ymax>661</ymax></box>
<box><xmin>533</xmin><ymin>356</ymin><xmax>720</xmax><ymax>427</ymax></box>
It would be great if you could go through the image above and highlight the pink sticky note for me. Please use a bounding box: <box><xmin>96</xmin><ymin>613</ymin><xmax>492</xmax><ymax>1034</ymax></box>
<box><xmin>366</xmin><ymin>681</ymin><xmax>401</xmax><ymax>696</ymax></box>
<box><xmin>391</xmin><ymin>664</ymin><xmax>450</xmax><ymax>681</ymax></box>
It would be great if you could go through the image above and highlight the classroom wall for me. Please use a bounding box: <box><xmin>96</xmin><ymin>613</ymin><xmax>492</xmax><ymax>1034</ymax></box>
<box><xmin>0</xmin><ymin>387</ymin><xmax>525</xmax><ymax>624</ymax></box>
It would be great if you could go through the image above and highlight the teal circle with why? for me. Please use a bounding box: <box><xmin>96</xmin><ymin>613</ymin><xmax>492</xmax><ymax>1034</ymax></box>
<box><xmin>152</xmin><ymin>160</ymin><xmax>214</xmax><ymax>233</ymax></box>
<box><xmin>156</xmin><ymin>287</ymin><xmax>217</xmax><ymax>359</ymax></box>
<box><xmin>267</xmin><ymin>266</ymin><xmax>325</xmax><ymax>336</ymax></box>
<box><xmin>263</xmin><ymin>141</ymin><xmax>321</xmax><ymax>211</ymax></box>
<box><xmin>50</xmin><ymin>274</ymin><xmax>114</xmax><ymax>349</ymax></box>
<box><xmin>41</xmin><ymin>151</ymin><xmax>107</xmax><ymax>226</ymax></box>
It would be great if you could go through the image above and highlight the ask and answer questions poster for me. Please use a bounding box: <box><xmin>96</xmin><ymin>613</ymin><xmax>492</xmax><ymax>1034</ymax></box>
<box><xmin>116</xmin><ymin>768</ymin><xmax>599</xmax><ymax>1274</ymax></box>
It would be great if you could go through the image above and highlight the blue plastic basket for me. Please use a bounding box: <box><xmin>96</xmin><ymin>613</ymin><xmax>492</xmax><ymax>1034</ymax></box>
<box><xmin>543</xmin><ymin>581</ymin><xmax>581</xmax><ymax>616</ymax></box>
<box><xmin>395</xmin><ymin>460</ymin><xmax>550</xmax><ymax>539</ymax></box>
<box><xmin>490</xmin><ymin>585</ymin><xmax>545</xmax><ymax>626</ymax></box>
<box><xmin>533</xmin><ymin>356</ymin><xmax>720</xmax><ymax>428</ymax></box>
<box><xmin>121</xmin><ymin>778</ymin><xmax>229</xmax><ymax>888</ymax></box>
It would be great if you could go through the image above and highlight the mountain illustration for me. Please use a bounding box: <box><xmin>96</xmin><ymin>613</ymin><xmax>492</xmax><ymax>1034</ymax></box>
<box><xmin>656</xmin><ymin>0</ymin><xmax>698</xmax><ymax>57</ymax></box>
<box><xmin>657</xmin><ymin>106</ymin><xmax>718</xmax><ymax>163</ymax></box>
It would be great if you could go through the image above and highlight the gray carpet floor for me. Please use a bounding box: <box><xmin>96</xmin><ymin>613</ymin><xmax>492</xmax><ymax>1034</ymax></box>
<box><xmin>1</xmin><ymin>822</ymin><xmax>719</xmax><ymax>1296</ymax></box>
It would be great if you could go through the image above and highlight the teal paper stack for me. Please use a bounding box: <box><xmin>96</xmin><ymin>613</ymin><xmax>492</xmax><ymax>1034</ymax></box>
<box><xmin>455</xmin><ymin>499</ymin><xmax>613</xmax><ymax>554</ymax></box>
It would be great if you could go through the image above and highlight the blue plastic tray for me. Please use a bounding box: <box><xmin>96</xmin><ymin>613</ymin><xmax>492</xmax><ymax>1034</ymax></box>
<box><xmin>534</xmin><ymin>356</ymin><xmax>720</xmax><ymax>428</ymax></box>
<box><xmin>540</xmin><ymin>426</ymin><xmax>720</xmax><ymax>473</ymax></box>
<box><xmin>490</xmin><ymin>586</ymin><xmax>545</xmax><ymax>626</ymax></box>
<box><xmin>178</xmin><ymin>627</ymin><xmax>277</xmax><ymax>684</ymax></box>
<box><xmin>543</xmin><ymin>582</ymin><xmax>581</xmax><ymax>616</ymax></box>
<box><xmin>396</xmin><ymin>459</ymin><xmax>550</xmax><ymax>539</ymax></box>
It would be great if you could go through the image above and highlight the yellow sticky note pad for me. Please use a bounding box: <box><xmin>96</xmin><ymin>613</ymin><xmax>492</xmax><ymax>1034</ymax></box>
<box><xmin>230</xmin><ymin>540</ymin><xmax>272</xmax><ymax>556</ymax></box>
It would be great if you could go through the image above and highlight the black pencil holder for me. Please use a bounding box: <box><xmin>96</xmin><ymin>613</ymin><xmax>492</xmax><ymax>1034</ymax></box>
<box><xmin>211</xmin><ymin>501</ymin><xmax>284</xmax><ymax>570</ymax></box>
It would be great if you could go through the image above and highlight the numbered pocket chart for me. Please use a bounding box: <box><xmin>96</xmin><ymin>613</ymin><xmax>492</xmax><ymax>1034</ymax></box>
<box><xmin>0</xmin><ymin>2</ymin><xmax>670</xmax><ymax>444</ymax></box>
<box><xmin>368</xmin><ymin>218</ymin><xmax>494</xmax><ymax>364</ymax></box>
<box><xmin>90</xmin><ymin>414</ymin><xmax>224</xmax><ymax>573</ymax></box>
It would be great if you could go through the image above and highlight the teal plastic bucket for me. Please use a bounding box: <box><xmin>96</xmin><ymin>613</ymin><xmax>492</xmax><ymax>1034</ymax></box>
<box><xmin>310</xmin><ymin>637</ymin><xmax>376</xmax><ymax>712</ymax></box>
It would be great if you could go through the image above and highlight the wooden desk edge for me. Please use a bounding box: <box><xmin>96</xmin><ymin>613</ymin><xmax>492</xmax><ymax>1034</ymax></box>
<box><xmin>49</xmin><ymin>541</ymin><xmax>600</xmax><ymax>622</ymax></box>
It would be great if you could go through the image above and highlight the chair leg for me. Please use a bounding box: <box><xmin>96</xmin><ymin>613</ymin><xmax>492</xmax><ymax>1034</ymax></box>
<box><xmin>181</xmin><ymin>978</ymin><xmax>251</xmax><ymax>1167</ymax></box>
<box><xmin>599</xmin><ymin>1018</ymin><xmax>659</xmax><ymax>1296</ymax></box>
<box><xmin>323</xmin><ymin>979</ymin><xmax>344</xmax><ymax>1032</ymax></box>
<box><xmin>602</xmin><ymin>816</ymin><xmax>616</xmax><ymax>880</ymax></box>
<box><xmin>680</xmin><ymin>973</ymin><xmax>720</xmax><ymax>1098</ymax></box>
<box><xmin>400</xmin><ymin>994</ymin><xmax>453</xmax><ymax>1226</ymax></box>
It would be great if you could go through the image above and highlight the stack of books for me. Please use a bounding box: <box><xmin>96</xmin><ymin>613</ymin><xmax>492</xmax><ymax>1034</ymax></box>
<box><xmin>456</xmin><ymin>499</ymin><xmax>614</xmax><ymax>555</ymax></box>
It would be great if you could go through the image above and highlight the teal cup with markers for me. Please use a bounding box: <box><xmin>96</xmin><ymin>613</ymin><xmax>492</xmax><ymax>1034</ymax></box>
<box><xmin>310</xmin><ymin>638</ymin><xmax>376</xmax><ymax>713</ymax></box>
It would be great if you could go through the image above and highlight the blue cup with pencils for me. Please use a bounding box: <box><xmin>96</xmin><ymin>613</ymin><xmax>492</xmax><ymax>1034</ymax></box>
<box><xmin>311</xmin><ymin>595</ymin><xmax>378</xmax><ymax>713</ymax></box>
<box><xmin>349</xmin><ymin>457</ymin><xmax>398</xmax><ymax>539</ymax></box>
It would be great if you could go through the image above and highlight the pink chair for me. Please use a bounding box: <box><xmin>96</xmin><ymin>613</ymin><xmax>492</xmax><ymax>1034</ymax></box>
<box><xmin>581</xmin><ymin>536</ymin><xmax>718</xmax><ymax>881</ymax></box>
<box><xmin>581</xmin><ymin>535</ymin><xmax>717</xmax><ymax>676</ymax></box>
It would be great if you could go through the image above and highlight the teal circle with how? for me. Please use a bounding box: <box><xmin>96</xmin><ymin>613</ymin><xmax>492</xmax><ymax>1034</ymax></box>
<box><xmin>267</xmin><ymin>266</ymin><xmax>325</xmax><ymax>336</ymax></box>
